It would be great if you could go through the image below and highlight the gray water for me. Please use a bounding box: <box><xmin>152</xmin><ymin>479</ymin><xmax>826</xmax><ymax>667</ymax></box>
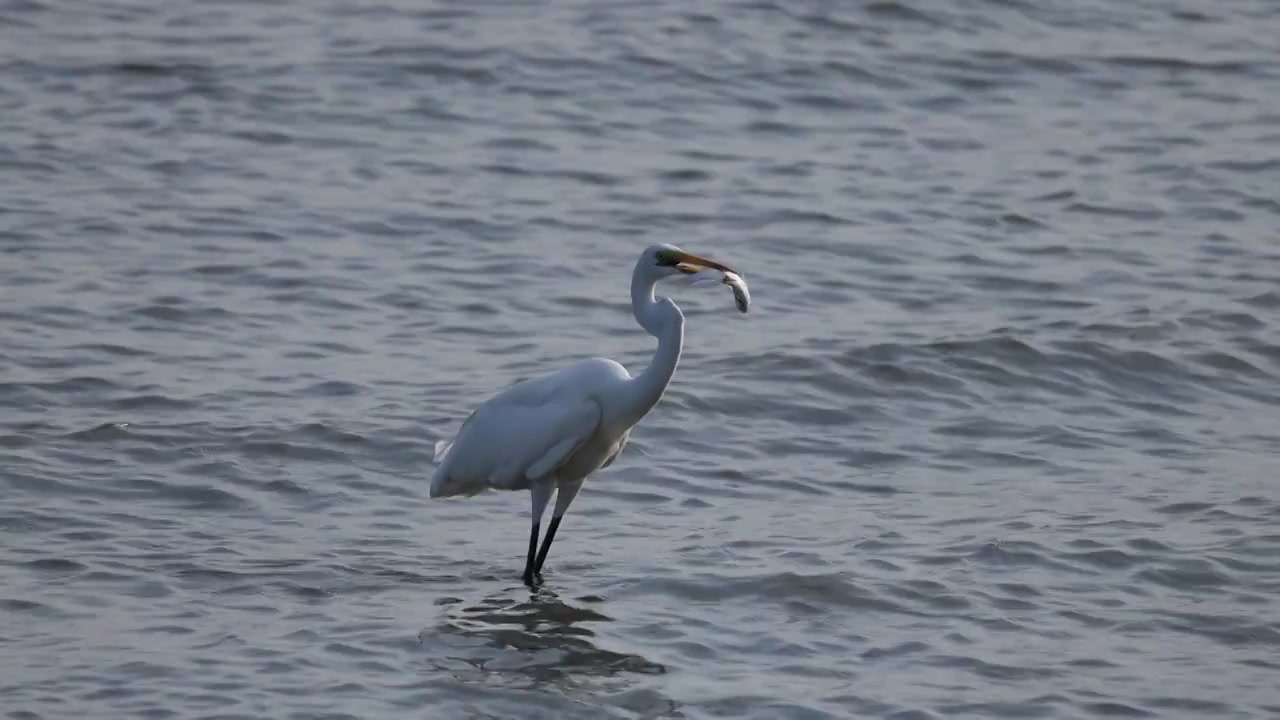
<box><xmin>3</xmin><ymin>1</ymin><xmax>1280</xmax><ymax>718</ymax></box>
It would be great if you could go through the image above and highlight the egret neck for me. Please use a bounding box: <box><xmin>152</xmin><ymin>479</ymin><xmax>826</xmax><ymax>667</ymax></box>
<box><xmin>621</xmin><ymin>263</ymin><xmax>685</xmax><ymax>427</ymax></box>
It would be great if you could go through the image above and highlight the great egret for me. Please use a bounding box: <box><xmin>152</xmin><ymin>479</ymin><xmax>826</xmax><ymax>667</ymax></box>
<box><xmin>430</xmin><ymin>244</ymin><xmax>749</xmax><ymax>586</ymax></box>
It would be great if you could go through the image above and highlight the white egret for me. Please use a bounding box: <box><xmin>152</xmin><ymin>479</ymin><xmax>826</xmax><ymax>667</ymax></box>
<box><xmin>430</xmin><ymin>244</ymin><xmax>749</xmax><ymax>585</ymax></box>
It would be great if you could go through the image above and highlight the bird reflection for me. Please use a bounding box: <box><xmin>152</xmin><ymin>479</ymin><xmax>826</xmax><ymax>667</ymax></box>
<box><xmin>450</xmin><ymin>586</ymin><xmax>609</xmax><ymax>637</ymax></box>
<box><xmin>430</xmin><ymin>585</ymin><xmax>665</xmax><ymax>682</ymax></box>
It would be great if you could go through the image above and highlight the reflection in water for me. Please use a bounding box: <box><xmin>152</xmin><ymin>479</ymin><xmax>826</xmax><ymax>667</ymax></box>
<box><xmin>426</xmin><ymin>586</ymin><xmax>666</xmax><ymax>684</ymax></box>
<box><xmin>412</xmin><ymin>585</ymin><xmax>683</xmax><ymax>719</ymax></box>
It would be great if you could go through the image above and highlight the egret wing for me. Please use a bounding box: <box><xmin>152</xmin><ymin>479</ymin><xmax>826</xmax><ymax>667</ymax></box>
<box><xmin>430</xmin><ymin>394</ymin><xmax>601</xmax><ymax>497</ymax></box>
<box><xmin>524</xmin><ymin>399</ymin><xmax>601</xmax><ymax>480</ymax></box>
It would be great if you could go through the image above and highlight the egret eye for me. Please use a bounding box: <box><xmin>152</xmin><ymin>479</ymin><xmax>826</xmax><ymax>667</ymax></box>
<box><xmin>655</xmin><ymin>250</ymin><xmax>678</xmax><ymax>266</ymax></box>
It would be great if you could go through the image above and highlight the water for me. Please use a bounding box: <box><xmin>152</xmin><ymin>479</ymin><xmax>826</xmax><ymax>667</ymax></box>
<box><xmin>3</xmin><ymin>0</ymin><xmax>1280</xmax><ymax>718</ymax></box>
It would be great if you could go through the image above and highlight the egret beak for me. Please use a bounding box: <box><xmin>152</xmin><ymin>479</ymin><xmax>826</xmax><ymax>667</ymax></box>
<box><xmin>674</xmin><ymin>252</ymin><xmax>739</xmax><ymax>277</ymax></box>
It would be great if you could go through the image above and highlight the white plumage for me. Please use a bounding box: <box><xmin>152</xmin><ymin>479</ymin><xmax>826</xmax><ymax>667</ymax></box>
<box><xmin>430</xmin><ymin>359</ymin><xmax>626</xmax><ymax>498</ymax></box>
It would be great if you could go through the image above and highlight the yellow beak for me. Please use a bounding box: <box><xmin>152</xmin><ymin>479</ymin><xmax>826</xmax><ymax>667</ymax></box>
<box><xmin>674</xmin><ymin>251</ymin><xmax>739</xmax><ymax>277</ymax></box>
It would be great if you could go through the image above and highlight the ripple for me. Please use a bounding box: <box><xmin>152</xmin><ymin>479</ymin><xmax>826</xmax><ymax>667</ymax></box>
<box><xmin>20</xmin><ymin>558</ymin><xmax>87</xmax><ymax>573</ymax></box>
<box><xmin>117</xmin><ymin>478</ymin><xmax>250</xmax><ymax>511</ymax></box>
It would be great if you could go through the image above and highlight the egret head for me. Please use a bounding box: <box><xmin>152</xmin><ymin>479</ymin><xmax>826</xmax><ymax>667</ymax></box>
<box><xmin>637</xmin><ymin>243</ymin><xmax>750</xmax><ymax>313</ymax></box>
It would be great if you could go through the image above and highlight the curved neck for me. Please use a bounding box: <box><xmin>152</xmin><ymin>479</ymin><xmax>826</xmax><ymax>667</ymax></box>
<box><xmin>622</xmin><ymin>266</ymin><xmax>684</xmax><ymax>425</ymax></box>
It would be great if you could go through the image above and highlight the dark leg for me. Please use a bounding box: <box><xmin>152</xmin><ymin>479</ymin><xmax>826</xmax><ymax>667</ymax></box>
<box><xmin>532</xmin><ymin>515</ymin><xmax>563</xmax><ymax>580</ymax></box>
<box><xmin>522</xmin><ymin>521</ymin><xmax>540</xmax><ymax>586</ymax></box>
<box><xmin>531</xmin><ymin>482</ymin><xmax>582</xmax><ymax>581</ymax></box>
<box><xmin>523</xmin><ymin>481</ymin><xmax>553</xmax><ymax>586</ymax></box>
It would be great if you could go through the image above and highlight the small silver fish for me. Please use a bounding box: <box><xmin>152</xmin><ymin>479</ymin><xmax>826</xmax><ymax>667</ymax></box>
<box><xmin>724</xmin><ymin>271</ymin><xmax>750</xmax><ymax>313</ymax></box>
<box><xmin>688</xmin><ymin>268</ymin><xmax>750</xmax><ymax>313</ymax></box>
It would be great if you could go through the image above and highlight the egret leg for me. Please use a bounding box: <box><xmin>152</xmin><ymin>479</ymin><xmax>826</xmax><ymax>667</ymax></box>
<box><xmin>532</xmin><ymin>516</ymin><xmax>561</xmax><ymax>581</ymax></box>
<box><xmin>523</xmin><ymin>480</ymin><xmax>553</xmax><ymax>586</ymax></box>
<box><xmin>533</xmin><ymin>481</ymin><xmax>583</xmax><ymax>580</ymax></box>
<box><xmin>523</xmin><ymin>522</ymin><xmax>540</xmax><ymax>586</ymax></box>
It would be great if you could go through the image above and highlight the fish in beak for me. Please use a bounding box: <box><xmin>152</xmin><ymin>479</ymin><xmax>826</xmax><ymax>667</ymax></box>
<box><xmin>675</xmin><ymin>251</ymin><xmax>750</xmax><ymax>313</ymax></box>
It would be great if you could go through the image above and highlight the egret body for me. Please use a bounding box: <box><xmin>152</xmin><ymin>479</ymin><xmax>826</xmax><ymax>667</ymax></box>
<box><xmin>430</xmin><ymin>244</ymin><xmax>748</xmax><ymax>585</ymax></box>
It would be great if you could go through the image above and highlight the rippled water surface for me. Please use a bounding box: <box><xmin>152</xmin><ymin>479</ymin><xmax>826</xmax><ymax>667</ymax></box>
<box><xmin>4</xmin><ymin>1</ymin><xmax>1280</xmax><ymax>718</ymax></box>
